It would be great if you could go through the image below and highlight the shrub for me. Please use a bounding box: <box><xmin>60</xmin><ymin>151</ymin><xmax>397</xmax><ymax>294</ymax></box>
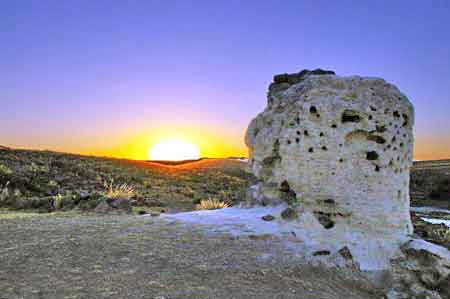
<box><xmin>196</xmin><ymin>198</ymin><xmax>229</xmax><ymax>210</ymax></box>
<box><xmin>53</xmin><ymin>194</ymin><xmax>63</xmax><ymax>210</ymax></box>
<box><xmin>0</xmin><ymin>164</ymin><xmax>12</xmax><ymax>176</ymax></box>
<box><xmin>103</xmin><ymin>179</ymin><xmax>135</xmax><ymax>199</ymax></box>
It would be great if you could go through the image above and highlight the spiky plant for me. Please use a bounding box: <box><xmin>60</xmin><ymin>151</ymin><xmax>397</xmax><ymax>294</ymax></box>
<box><xmin>103</xmin><ymin>179</ymin><xmax>135</xmax><ymax>199</ymax></box>
<box><xmin>196</xmin><ymin>198</ymin><xmax>230</xmax><ymax>210</ymax></box>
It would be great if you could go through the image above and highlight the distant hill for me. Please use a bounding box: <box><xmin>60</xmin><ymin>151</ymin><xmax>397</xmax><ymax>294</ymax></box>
<box><xmin>411</xmin><ymin>159</ymin><xmax>450</xmax><ymax>208</ymax></box>
<box><xmin>412</xmin><ymin>159</ymin><xmax>450</xmax><ymax>171</ymax></box>
<box><xmin>147</xmin><ymin>158</ymin><xmax>205</xmax><ymax>166</ymax></box>
<box><xmin>0</xmin><ymin>145</ymin><xmax>10</xmax><ymax>150</ymax></box>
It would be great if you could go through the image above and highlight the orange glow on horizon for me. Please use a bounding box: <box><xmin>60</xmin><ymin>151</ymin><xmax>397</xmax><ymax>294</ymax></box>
<box><xmin>78</xmin><ymin>125</ymin><xmax>248</xmax><ymax>161</ymax></box>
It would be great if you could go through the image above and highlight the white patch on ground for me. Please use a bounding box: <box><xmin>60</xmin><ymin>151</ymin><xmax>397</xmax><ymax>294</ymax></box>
<box><xmin>162</xmin><ymin>206</ymin><xmax>408</xmax><ymax>271</ymax></box>
<box><xmin>411</xmin><ymin>207</ymin><xmax>450</xmax><ymax>214</ymax></box>
<box><xmin>421</xmin><ymin>217</ymin><xmax>450</xmax><ymax>227</ymax></box>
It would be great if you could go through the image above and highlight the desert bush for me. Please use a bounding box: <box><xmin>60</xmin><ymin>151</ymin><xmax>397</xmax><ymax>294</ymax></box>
<box><xmin>103</xmin><ymin>179</ymin><xmax>135</xmax><ymax>199</ymax></box>
<box><xmin>0</xmin><ymin>164</ymin><xmax>12</xmax><ymax>176</ymax></box>
<box><xmin>196</xmin><ymin>198</ymin><xmax>229</xmax><ymax>210</ymax></box>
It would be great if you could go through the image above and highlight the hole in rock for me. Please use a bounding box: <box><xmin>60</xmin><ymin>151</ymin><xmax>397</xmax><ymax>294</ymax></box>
<box><xmin>295</xmin><ymin>138</ymin><xmax>300</xmax><ymax>143</ymax></box>
<box><xmin>375</xmin><ymin>165</ymin><xmax>380</xmax><ymax>172</ymax></box>
<box><xmin>402</xmin><ymin>114</ymin><xmax>409</xmax><ymax>127</ymax></box>
<box><xmin>376</xmin><ymin>125</ymin><xmax>387</xmax><ymax>133</ymax></box>
<box><xmin>279</xmin><ymin>180</ymin><xmax>291</xmax><ymax>192</ymax></box>
<box><xmin>322</xmin><ymin>146</ymin><xmax>327</xmax><ymax>151</ymax></box>
<box><xmin>314</xmin><ymin>212</ymin><xmax>335</xmax><ymax>229</ymax></box>
<box><xmin>304</xmin><ymin>130</ymin><xmax>309</xmax><ymax>136</ymax></box>
<box><xmin>393</xmin><ymin>111</ymin><xmax>400</xmax><ymax>118</ymax></box>
<box><xmin>341</xmin><ymin>110</ymin><xmax>361</xmax><ymax>123</ymax></box>
<box><xmin>308</xmin><ymin>147</ymin><xmax>314</xmax><ymax>153</ymax></box>
<box><xmin>366</xmin><ymin>151</ymin><xmax>379</xmax><ymax>160</ymax></box>
<box><xmin>367</xmin><ymin>134</ymin><xmax>386</xmax><ymax>144</ymax></box>
<box><xmin>331</xmin><ymin>124</ymin><xmax>337</xmax><ymax>128</ymax></box>
<box><xmin>313</xmin><ymin>250</ymin><xmax>331</xmax><ymax>256</ymax></box>
<box><xmin>310</xmin><ymin>106</ymin><xmax>318</xmax><ymax>114</ymax></box>
<box><xmin>323</xmin><ymin>199</ymin><xmax>335</xmax><ymax>205</ymax></box>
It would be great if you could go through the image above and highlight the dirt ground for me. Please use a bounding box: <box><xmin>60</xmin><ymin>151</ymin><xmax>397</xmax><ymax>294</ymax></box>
<box><xmin>0</xmin><ymin>212</ymin><xmax>383</xmax><ymax>299</ymax></box>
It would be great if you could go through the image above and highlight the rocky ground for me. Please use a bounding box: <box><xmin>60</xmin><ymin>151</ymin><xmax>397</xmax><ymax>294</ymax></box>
<box><xmin>0</xmin><ymin>212</ymin><xmax>383</xmax><ymax>299</ymax></box>
<box><xmin>0</xmin><ymin>147</ymin><xmax>449</xmax><ymax>298</ymax></box>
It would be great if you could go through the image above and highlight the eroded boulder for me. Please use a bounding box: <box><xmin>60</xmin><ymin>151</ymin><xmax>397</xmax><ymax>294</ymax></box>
<box><xmin>245</xmin><ymin>69</ymin><xmax>415</xmax><ymax>237</ymax></box>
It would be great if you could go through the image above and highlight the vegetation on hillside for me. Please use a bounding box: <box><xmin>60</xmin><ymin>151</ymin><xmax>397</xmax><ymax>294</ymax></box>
<box><xmin>0</xmin><ymin>147</ymin><xmax>255</xmax><ymax>213</ymax></box>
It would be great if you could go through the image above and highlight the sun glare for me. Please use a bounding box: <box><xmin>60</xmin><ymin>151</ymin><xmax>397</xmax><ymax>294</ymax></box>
<box><xmin>148</xmin><ymin>139</ymin><xmax>200</xmax><ymax>161</ymax></box>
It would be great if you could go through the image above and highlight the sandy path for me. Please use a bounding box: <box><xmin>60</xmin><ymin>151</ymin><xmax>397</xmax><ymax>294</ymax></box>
<box><xmin>0</xmin><ymin>213</ymin><xmax>382</xmax><ymax>299</ymax></box>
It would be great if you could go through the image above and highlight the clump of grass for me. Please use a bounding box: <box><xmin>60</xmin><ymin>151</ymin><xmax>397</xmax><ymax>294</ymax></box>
<box><xmin>103</xmin><ymin>179</ymin><xmax>135</xmax><ymax>199</ymax></box>
<box><xmin>53</xmin><ymin>194</ymin><xmax>63</xmax><ymax>210</ymax></box>
<box><xmin>0</xmin><ymin>182</ymin><xmax>10</xmax><ymax>202</ymax></box>
<box><xmin>196</xmin><ymin>197</ymin><xmax>230</xmax><ymax>210</ymax></box>
<box><xmin>429</xmin><ymin>226</ymin><xmax>450</xmax><ymax>244</ymax></box>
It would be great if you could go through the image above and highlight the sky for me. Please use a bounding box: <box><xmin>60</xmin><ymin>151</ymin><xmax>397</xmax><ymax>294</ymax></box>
<box><xmin>1</xmin><ymin>0</ymin><xmax>450</xmax><ymax>160</ymax></box>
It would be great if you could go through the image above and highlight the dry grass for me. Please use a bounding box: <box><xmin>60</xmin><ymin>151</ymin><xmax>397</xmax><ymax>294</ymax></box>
<box><xmin>429</xmin><ymin>226</ymin><xmax>450</xmax><ymax>243</ymax></box>
<box><xmin>103</xmin><ymin>179</ymin><xmax>135</xmax><ymax>199</ymax></box>
<box><xmin>0</xmin><ymin>181</ymin><xmax>10</xmax><ymax>202</ymax></box>
<box><xmin>196</xmin><ymin>198</ymin><xmax>230</xmax><ymax>210</ymax></box>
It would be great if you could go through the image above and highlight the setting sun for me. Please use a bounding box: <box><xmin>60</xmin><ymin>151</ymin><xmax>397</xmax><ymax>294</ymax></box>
<box><xmin>148</xmin><ymin>139</ymin><xmax>200</xmax><ymax>161</ymax></box>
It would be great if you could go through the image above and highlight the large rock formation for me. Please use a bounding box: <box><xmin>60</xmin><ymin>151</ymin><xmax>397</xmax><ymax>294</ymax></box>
<box><xmin>245</xmin><ymin>69</ymin><xmax>415</xmax><ymax>237</ymax></box>
<box><xmin>244</xmin><ymin>70</ymin><xmax>450</xmax><ymax>298</ymax></box>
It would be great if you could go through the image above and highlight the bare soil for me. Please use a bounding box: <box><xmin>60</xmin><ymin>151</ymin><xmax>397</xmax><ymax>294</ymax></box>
<box><xmin>0</xmin><ymin>212</ymin><xmax>382</xmax><ymax>299</ymax></box>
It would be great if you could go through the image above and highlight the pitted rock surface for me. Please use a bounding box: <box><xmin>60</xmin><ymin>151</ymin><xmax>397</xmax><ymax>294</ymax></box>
<box><xmin>245</xmin><ymin>69</ymin><xmax>415</xmax><ymax>236</ymax></box>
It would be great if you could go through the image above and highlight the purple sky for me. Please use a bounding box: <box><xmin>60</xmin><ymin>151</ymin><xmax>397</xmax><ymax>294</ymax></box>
<box><xmin>1</xmin><ymin>1</ymin><xmax>450</xmax><ymax>160</ymax></box>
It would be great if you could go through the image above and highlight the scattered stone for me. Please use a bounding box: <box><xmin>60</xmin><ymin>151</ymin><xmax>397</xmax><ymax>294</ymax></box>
<box><xmin>261</xmin><ymin>214</ymin><xmax>275</xmax><ymax>221</ymax></box>
<box><xmin>389</xmin><ymin>239</ymin><xmax>450</xmax><ymax>299</ymax></box>
<box><xmin>108</xmin><ymin>198</ymin><xmax>132</xmax><ymax>213</ymax></box>
<box><xmin>280</xmin><ymin>207</ymin><xmax>298</xmax><ymax>220</ymax></box>
<box><xmin>94</xmin><ymin>200</ymin><xmax>111</xmax><ymax>214</ymax></box>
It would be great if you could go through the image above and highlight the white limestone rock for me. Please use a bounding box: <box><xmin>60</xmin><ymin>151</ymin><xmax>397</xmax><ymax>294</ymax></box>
<box><xmin>245</xmin><ymin>69</ymin><xmax>415</xmax><ymax>237</ymax></box>
<box><xmin>388</xmin><ymin>239</ymin><xmax>450</xmax><ymax>299</ymax></box>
